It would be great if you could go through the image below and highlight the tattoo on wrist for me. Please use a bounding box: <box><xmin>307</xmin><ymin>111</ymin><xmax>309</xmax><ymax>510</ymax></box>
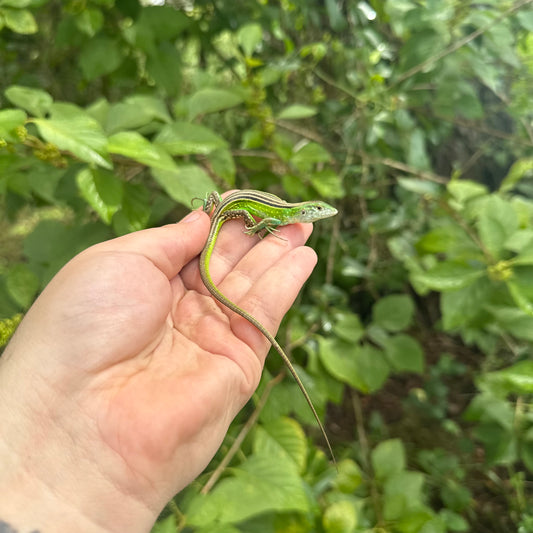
<box><xmin>0</xmin><ymin>521</ymin><xmax>40</xmax><ymax>533</ymax></box>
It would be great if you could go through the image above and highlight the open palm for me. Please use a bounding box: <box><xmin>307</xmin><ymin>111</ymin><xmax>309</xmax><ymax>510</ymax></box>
<box><xmin>0</xmin><ymin>209</ymin><xmax>318</xmax><ymax>531</ymax></box>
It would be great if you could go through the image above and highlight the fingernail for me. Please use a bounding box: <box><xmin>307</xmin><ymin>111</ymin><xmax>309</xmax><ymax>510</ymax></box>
<box><xmin>182</xmin><ymin>210</ymin><xmax>201</xmax><ymax>223</ymax></box>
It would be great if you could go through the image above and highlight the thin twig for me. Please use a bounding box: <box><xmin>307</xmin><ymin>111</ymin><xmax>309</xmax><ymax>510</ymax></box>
<box><xmin>392</xmin><ymin>0</ymin><xmax>533</xmax><ymax>87</ymax></box>
<box><xmin>200</xmin><ymin>371</ymin><xmax>285</xmax><ymax>494</ymax></box>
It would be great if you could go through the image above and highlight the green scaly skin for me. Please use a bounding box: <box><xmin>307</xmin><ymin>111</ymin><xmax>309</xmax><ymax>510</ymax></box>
<box><xmin>199</xmin><ymin>190</ymin><xmax>338</xmax><ymax>464</ymax></box>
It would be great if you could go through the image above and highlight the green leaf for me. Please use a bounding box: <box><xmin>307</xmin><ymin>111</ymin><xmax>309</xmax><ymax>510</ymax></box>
<box><xmin>107</xmin><ymin>131</ymin><xmax>176</xmax><ymax>171</ymax></box>
<box><xmin>373</xmin><ymin>294</ymin><xmax>414</xmax><ymax>332</ymax></box>
<box><xmin>33</xmin><ymin>103</ymin><xmax>111</xmax><ymax>169</ymax></box>
<box><xmin>383</xmin><ymin>334</ymin><xmax>424</xmax><ymax>373</ymax></box>
<box><xmin>254</xmin><ymin>417</ymin><xmax>308</xmax><ymax>472</ymax></box>
<box><xmin>322</xmin><ymin>500</ymin><xmax>358</xmax><ymax>533</ymax></box>
<box><xmin>447</xmin><ymin>180</ymin><xmax>488</xmax><ymax>204</ymax></box>
<box><xmin>3</xmin><ymin>7</ymin><xmax>37</xmax><ymax>34</ymax></box>
<box><xmin>0</xmin><ymin>0</ymin><xmax>32</xmax><ymax>6</ymax></box>
<box><xmin>397</xmin><ymin>177</ymin><xmax>442</xmax><ymax>197</ymax></box>
<box><xmin>334</xmin><ymin>459</ymin><xmax>363</xmax><ymax>493</ymax></box>
<box><xmin>383</xmin><ymin>472</ymin><xmax>427</xmax><ymax>521</ymax></box>
<box><xmin>5</xmin><ymin>85</ymin><xmax>53</xmax><ymax>118</ymax></box>
<box><xmin>407</xmin><ymin>128</ymin><xmax>431</xmax><ymax>170</ymax></box>
<box><xmin>154</xmin><ymin>121</ymin><xmax>227</xmax><ymax>155</ymax></box>
<box><xmin>413</xmin><ymin>263</ymin><xmax>485</xmax><ymax>292</ymax></box>
<box><xmin>79</xmin><ymin>36</ymin><xmax>123</xmax><ymax>80</ymax></box>
<box><xmin>207</xmin><ymin>148</ymin><xmax>236</xmax><ymax>186</ymax></box>
<box><xmin>150</xmin><ymin>515</ymin><xmax>177</xmax><ymax>533</ymax></box>
<box><xmin>333</xmin><ymin>312</ymin><xmax>364</xmax><ymax>343</ymax></box>
<box><xmin>477</xmin><ymin>195</ymin><xmax>519</xmax><ymax>259</ymax></box>
<box><xmin>6</xmin><ymin>264</ymin><xmax>39</xmax><ymax>309</ymax></box>
<box><xmin>487</xmin><ymin>306</ymin><xmax>533</xmax><ymax>341</ymax></box>
<box><xmin>371</xmin><ymin>438</ymin><xmax>406</xmax><ymax>481</ymax></box>
<box><xmin>291</xmin><ymin>142</ymin><xmax>331</xmax><ymax>172</ymax></box>
<box><xmin>116</xmin><ymin>182</ymin><xmax>151</xmax><ymax>232</ymax></box>
<box><xmin>318</xmin><ymin>337</ymin><xmax>389</xmax><ymax>393</ymax></box>
<box><xmin>481</xmin><ymin>360</ymin><xmax>533</xmax><ymax>396</ymax></box>
<box><xmin>146</xmin><ymin>42</ymin><xmax>182</xmax><ymax>98</ymax></box>
<box><xmin>187</xmin><ymin>88</ymin><xmax>244</xmax><ymax>120</ymax></box>
<box><xmin>74</xmin><ymin>8</ymin><xmax>104</xmax><ymax>37</ymax></box>
<box><xmin>277</xmin><ymin>104</ymin><xmax>318</xmax><ymax>120</ymax></box>
<box><xmin>0</xmin><ymin>109</ymin><xmax>26</xmax><ymax>139</ymax></box>
<box><xmin>237</xmin><ymin>23</ymin><xmax>263</xmax><ymax>57</ymax></box>
<box><xmin>151</xmin><ymin>165</ymin><xmax>217</xmax><ymax>206</ymax></box>
<box><xmin>76</xmin><ymin>168</ymin><xmax>122</xmax><ymax>224</ymax></box>
<box><xmin>440</xmin><ymin>277</ymin><xmax>492</xmax><ymax>330</ymax></box>
<box><xmin>105</xmin><ymin>95</ymin><xmax>171</xmax><ymax>134</ymax></box>
<box><xmin>499</xmin><ymin>158</ymin><xmax>533</xmax><ymax>193</ymax></box>
<box><xmin>309</xmin><ymin>169</ymin><xmax>344</xmax><ymax>198</ymax></box>
<box><xmin>186</xmin><ymin>450</ymin><xmax>308</xmax><ymax>526</ymax></box>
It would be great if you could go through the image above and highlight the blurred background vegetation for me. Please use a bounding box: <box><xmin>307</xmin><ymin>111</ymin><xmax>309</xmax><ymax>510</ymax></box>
<box><xmin>2</xmin><ymin>0</ymin><xmax>533</xmax><ymax>531</ymax></box>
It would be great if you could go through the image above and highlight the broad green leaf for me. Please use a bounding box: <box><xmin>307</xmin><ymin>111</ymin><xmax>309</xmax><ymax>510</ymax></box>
<box><xmin>499</xmin><ymin>158</ymin><xmax>533</xmax><ymax>193</ymax></box>
<box><xmin>146</xmin><ymin>43</ymin><xmax>182</xmax><ymax>98</ymax></box>
<box><xmin>310</xmin><ymin>169</ymin><xmax>344</xmax><ymax>198</ymax></box>
<box><xmin>254</xmin><ymin>417</ymin><xmax>308</xmax><ymax>472</ymax></box>
<box><xmin>383</xmin><ymin>334</ymin><xmax>424</xmax><ymax>373</ymax></box>
<box><xmin>413</xmin><ymin>263</ymin><xmax>485</xmax><ymax>292</ymax></box>
<box><xmin>33</xmin><ymin>103</ymin><xmax>111</xmax><ymax>169</ymax></box>
<box><xmin>486</xmin><ymin>306</ymin><xmax>533</xmax><ymax>341</ymax></box>
<box><xmin>333</xmin><ymin>312</ymin><xmax>364</xmax><ymax>343</ymax></box>
<box><xmin>151</xmin><ymin>165</ymin><xmax>216</xmax><ymax>206</ymax></box>
<box><xmin>416</xmin><ymin>225</ymin><xmax>476</xmax><ymax>255</ymax></box>
<box><xmin>477</xmin><ymin>195</ymin><xmax>519</xmax><ymax>259</ymax></box>
<box><xmin>5</xmin><ymin>85</ymin><xmax>53</xmax><ymax>118</ymax></box>
<box><xmin>505</xmin><ymin>229</ymin><xmax>533</xmax><ymax>254</ymax></box>
<box><xmin>187</xmin><ymin>450</ymin><xmax>308</xmax><ymax>526</ymax></box>
<box><xmin>3</xmin><ymin>7</ymin><xmax>37</xmax><ymax>34</ymax></box>
<box><xmin>521</xmin><ymin>427</ymin><xmax>533</xmax><ymax>474</ymax></box>
<box><xmin>237</xmin><ymin>23</ymin><xmax>262</xmax><ymax>57</ymax></box>
<box><xmin>277</xmin><ymin>105</ymin><xmax>317</xmax><ymax>120</ymax></box>
<box><xmin>136</xmin><ymin>5</ymin><xmax>190</xmax><ymax>42</ymax></box>
<box><xmin>506</xmin><ymin>280</ymin><xmax>533</xmax><ymax>316</ymax></box>
<box><xmin>334</xmin><ymin>459</ymin><xmax>363</xmax><ymax>493</ymax></box>
<box><xmin>373</xmin><ymin>294</ymin><xmax>414</xmax><ymax>332</ymax></box>
<box><xmin>187</xmin><ymin>88</ymin><xmax>244</xmax><ymax>119</ymax></box>
<box><xmin>291</xmin><ymin>142</ymin><xmax>331</xmax><ymax>172</ymax></box>
<box><xmin>150</xmin><ymin>515</ymin><xmax>177</xmax><ymax>533</ymax></box>
<box><xmin>119</xmin><ymin>182</ymin><xmax>151</xmax><ymax>232</ymax></box>
<box><xmin>76</xmin><ymin>168</ymin><xmax>122</xmax><ymax>224</ymax></box>
<box><xmin>154</xmin><ymin>121</ymin><xmax>227</xmax><ymax>155</ymax></box>
<box><xmin>440</xmin><ymin>278</ymin><xmax>492</xmax><ymax>330</ymax></box>
<box><xmin>105</xmin><ymin>95</ymin><xmax>171</xmax><ymax>134</ymax></box>
<box><xmin>0</xmin><ymin>109</ymin><xmax>26</xmax><ymax>139</ymax></box>
<box><xmin>107</xmin><ymin>131</ymin><xmax>176</xmax><ymax>171</ymax></box>
<box><xmin>397</xmin><ymin>177</ymin><xmax>442</xmax><ymax>197</ymax></box>
<box><xmin>371</xmin><ymin>439</ymin><xmax>406</xmax><ymax>481</ymax></box>
<box><xmin>318</xmin><ymin>337</ymin><xmax>389</xmax><ymax>393</ymax></box>
<box><xmin>383</xmin><ymin>472</ymin><xmax>427</xmax><ymax>521</ymax></box>
<box><xmin>447</xmin><ymin>180</ymin><xmax>488</xmax><ymax>204</ymax></box>
<box><xmin>74</xmin><ymin>8</ymin><xmax>104</xmax><ymax>37</ymax></box>
<box><xmin>207</xmin><ymin>148</ymin><xmax>236</xmax><ymax>186</ymax></box>
<box><xmin>322</xmin><ymin>500</ymin><xmax>358</xmax><ymax>533</ymax></box>
<box><xmin>6</xmin><ymin>264</ymin><xmax>39</xmax><ymax>309</ymax></box>
<box><xmin>79</xmin><ymin>36</ymin><xmax>123</xmax><ymax>80</ymax></box>
<box><xmin>407</xmin><ymin>128</ymin><xmax>431</xmax><ymax>170</ymax></box>
<box><xmin>0</xmin><ymin>0</ymin><xmax>32</xmax><ymax>6</ymax></box>
<box><xmin>481</xmin><ymin>360</ymin><xmax>533</xmax><ymax>396</ymax></box>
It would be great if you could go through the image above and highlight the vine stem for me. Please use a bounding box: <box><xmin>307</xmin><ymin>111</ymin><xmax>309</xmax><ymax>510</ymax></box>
<box><xmin>200</xmin><ymin>371</ymin><xmax>285</xmax><ymax>494</ymax></box>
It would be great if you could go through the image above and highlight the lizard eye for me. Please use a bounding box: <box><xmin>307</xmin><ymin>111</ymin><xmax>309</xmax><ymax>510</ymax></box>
<box><xmin>317</xmin><ymin>205</ymin><xmax>323</xmax><ymax>210</ymax></box>
<box><xmin>301</xmin><ymin>209</ymin><xmax>306</xmax><ymax>215</ymax></box>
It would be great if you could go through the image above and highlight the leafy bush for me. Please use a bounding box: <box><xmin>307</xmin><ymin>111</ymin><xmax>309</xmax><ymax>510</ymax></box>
<box><xmin>2</xmin><ymin>0</ymin><xmax>533</xmax><ymax>531</ymax></box>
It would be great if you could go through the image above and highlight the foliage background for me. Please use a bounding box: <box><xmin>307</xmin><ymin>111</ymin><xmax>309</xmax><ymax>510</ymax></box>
<box><xmin>2</xmin><ymin>0</ymin><xmax>533</xmax><ymax>532</ymax></box>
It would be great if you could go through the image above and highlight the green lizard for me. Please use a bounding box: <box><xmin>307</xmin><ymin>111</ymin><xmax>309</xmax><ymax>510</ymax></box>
<box><xmin>199</xmin><ymin>189</ymin><xmax>338</xmax><ymax>463</ymax></box>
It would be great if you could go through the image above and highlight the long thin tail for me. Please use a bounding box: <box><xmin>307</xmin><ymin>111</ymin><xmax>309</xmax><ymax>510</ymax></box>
<box><xmin>200</xmin><ymin>260</ymin><xmax>336</xmax><ymax>464</ymax></box>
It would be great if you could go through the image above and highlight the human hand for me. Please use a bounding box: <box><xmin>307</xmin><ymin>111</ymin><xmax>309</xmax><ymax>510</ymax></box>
<box><xmin>0</xmin><ymin>207</ymin><xmax>318</xmax><ymax>532</ymax></box>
